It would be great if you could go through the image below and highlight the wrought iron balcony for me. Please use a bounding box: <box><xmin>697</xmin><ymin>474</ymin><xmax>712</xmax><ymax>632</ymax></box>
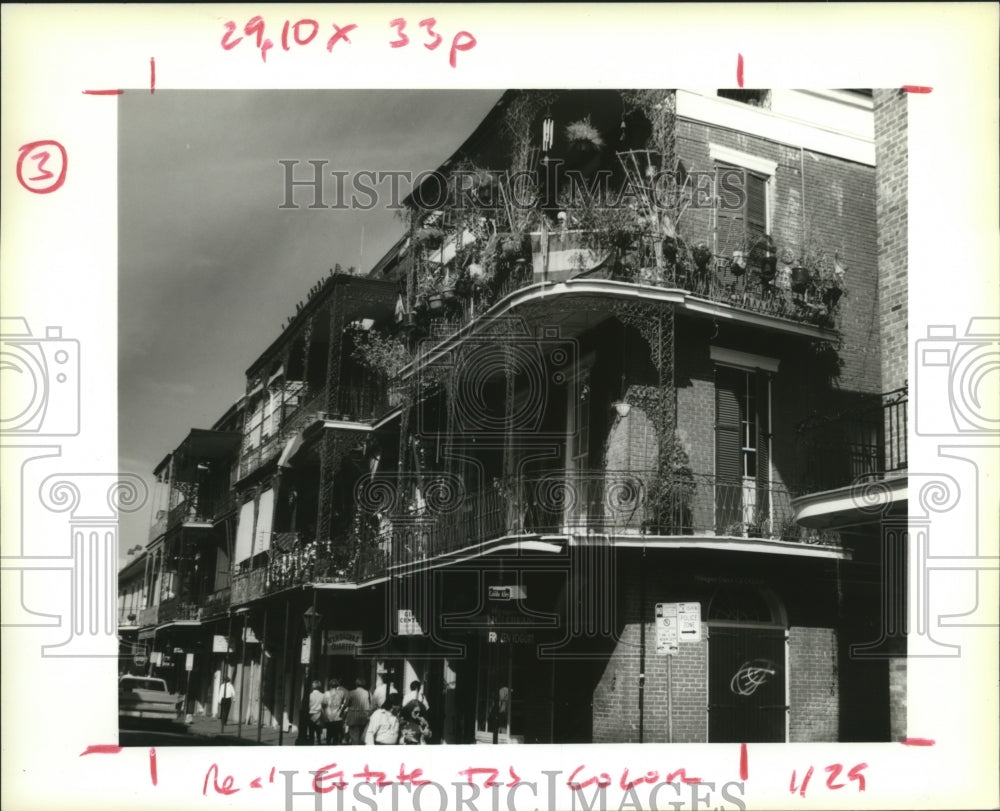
<box><xmin>795</xmin><ymin>387</ymin><xmax>908</xmax><ymax>494</ymax></box>
<box><xmin>199</xmin><ymin>587</ymin><xmax>232</xmax><ymax>620</ymax></box>
<box><xmin>406</xmin><ymin>233</ymin><xmax>844</xmax><ymax>342</ymax></box>
<box><xmin>166</xmin><ymin>498</ymin><xmax>213</xmax><ymax>530</ymax></box>
<box><xmin>229</xmin><ymin>470</ymin><xmax>841</xmax><ymax>590</ymax></box>
<box><xmin>137</xmin><ymin>604</ymin><xmax>159</xmax><ymax>627</ymax></box>
<box><xmin>157</xmin><ymin>600</ymin><xmax>200</xmax><ymax>623</ymax></box>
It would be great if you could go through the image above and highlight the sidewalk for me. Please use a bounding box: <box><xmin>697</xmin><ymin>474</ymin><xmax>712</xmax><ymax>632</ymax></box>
<box><xmin>185</xmin><ymin>714</ymin><xmax>292</xmax><ymax>746</ymax></box>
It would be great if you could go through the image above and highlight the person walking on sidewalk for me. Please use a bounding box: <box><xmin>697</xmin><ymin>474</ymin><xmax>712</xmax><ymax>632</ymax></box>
<box><xmin>219</xmin><ymin>677</ymin><xmax>235</xmax><ymax>726</ymax></box>
<box><xmin>365</xmin><ymin>692</ymin><xmax>401</xmax><ymax>745</ymax></box>
<box><xmin>306</xmin><ymin>680</ymin><xmax>325</xmax><ymax>745</ymax></box>
<box><xmin>344</xmin><ymin>677</ymin><xmax>373</xmax><ymax>745</ymax></box>
<box><xmin>322</xmin><ymin>678</ymin><xmax>349</xmax><ymax>744</ymax></box>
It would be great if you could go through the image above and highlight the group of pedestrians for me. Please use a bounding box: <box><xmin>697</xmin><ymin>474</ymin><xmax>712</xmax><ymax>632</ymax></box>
<box><xmin>304</xmin><ymin>676</ymin><xmax>432</xmax><ymax>745</ymax></box>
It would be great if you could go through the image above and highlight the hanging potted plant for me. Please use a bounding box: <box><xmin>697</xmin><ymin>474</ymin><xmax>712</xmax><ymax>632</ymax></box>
<box><xmin>730</xmin><ymin>250</ymin><xmax>747</xmax><ymax>277</ymax></box>
<box><xmin>414</xmin><ymin>226</ymin><xmax>445</xmax><ymax>252</ymax></box>
<box><xmin>564</xmin><ymin>116</ymin><xmax>605</xmax><ymax>169</ymax></box>
<box><xmin>753</xmin><ymin>235</ymin><xmax>777</xmax><ymax>281</ymax></box>
<box><xmin>414</xmin><ymin>270</ymin><xmax>444</xmax><ymax>316</ymax></box>
<box><xmin>691</xmin><ymin>242</ymin><xmax>713</xmax><ymax>272</ymax></box>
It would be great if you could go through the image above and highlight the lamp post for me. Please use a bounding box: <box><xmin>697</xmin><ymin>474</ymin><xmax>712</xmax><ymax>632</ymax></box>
<box><xmin>301</xmin><ymin>598</ymin><xmax>322</xmax><ymax>744</ymax></box>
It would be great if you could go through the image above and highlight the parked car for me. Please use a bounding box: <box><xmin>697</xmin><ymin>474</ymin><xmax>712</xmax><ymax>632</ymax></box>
<box><xmin>118</xmin><ymin>675</ymin><xmax>184</xmax><ymax>727</ymax></box>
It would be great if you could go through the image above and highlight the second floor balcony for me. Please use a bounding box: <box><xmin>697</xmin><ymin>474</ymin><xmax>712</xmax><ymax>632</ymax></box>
<box><xmin>795</xmin><ymin>387</ymin><xmax>908</xmax><ymax>493</ymax></box>
<box><xmin>229</xmin><ymin>469</ymin><xmax>844</xmax><ymax>599</ymax></box>
<box><xmin>792</xmin><ymin>387</ymin><xmax>908</xmax><ymax>529</ymax></box>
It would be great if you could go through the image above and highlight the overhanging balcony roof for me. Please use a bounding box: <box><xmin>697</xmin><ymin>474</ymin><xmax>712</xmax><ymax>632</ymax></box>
<box><xmin>791</xmin><ymin>475</ymin><xmax>908</xmax><ymax>530</ymax></box>
<box><xmin>154</xmin><ymin>428</ymin><xmax>242</xmax><ymax>480</ymax></box>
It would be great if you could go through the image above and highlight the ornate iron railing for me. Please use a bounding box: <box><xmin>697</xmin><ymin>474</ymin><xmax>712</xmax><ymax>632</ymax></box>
<box><xmin>796</xmin><ymin>387</ymin><xmax>908</xmax><ymax>493</ymax></box>
<box><xmin>199</xmin><ymin>587</ymin><xmax>232</xmax><ymax>619</ymax></box>
<box><xmin>166</xmin><ymin>498</ymin><xmax>213</xmax><ymax>530</ymax></box>
<box><xmin>137</xmin><ymin>604</ymin><xmax>159</xmax><ymax>627</ymax></box>
<box><xmin>225</xmin><ymin>470</ymin><xmax>840</xmax><ymax>592</ymax></box>
<box><xmin>157</xmin><ymin>600</ymin><xmax>200</xmax><ymax>623</ymax></box>
<box><xmin>405</xmin><ymin>232</ymin><xmax>842</xmax><ymax>340</ymax></box>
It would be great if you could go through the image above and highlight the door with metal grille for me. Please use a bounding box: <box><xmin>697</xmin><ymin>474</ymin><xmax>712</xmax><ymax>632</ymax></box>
<box><xmin>708</xmin><ymin>626</ymin><xmax>786</xmax><ymax>742</ymax></box>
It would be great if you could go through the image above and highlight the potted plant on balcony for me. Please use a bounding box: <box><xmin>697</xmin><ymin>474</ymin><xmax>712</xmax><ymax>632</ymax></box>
<box><xmin>564</xmin><ymin>116</ymin><xmax>605</xmax><ymax>172</ymax></box>
<box><xmin>817</xmin><ymin>252</ymin><xmax>847</xmax><ymax>311</ymax></box>
<box><xmin>643</xmin><ymin>432</ymin><xmax>696</xmax><ymax>535</ymax></box>
<box><xmin>749</xmin><ymin>235</ymin><xmax>778</xmax><ymax>283</ymax></box>
<box><xmin>351</xmin><ymin>329</ymin><xmax>411</xmax><ymax>385</ymax></box>
<box><xmin>730</xmin><ymin>250</ymin><xmax>747</xmax><ymax>278</ymax></box>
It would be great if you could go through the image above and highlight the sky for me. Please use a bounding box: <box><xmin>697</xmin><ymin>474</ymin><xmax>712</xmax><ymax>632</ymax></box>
<box><xmin>118</xmin><ymin>89</ymin><xmax>504</xmax><ymax>564</ymax></box>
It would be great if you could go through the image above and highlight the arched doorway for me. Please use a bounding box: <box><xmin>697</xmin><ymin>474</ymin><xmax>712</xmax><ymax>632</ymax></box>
<box><xmin>707</xmin><ymin>584</ymin><xmax>787</xmax><ymax>742</ymax></box>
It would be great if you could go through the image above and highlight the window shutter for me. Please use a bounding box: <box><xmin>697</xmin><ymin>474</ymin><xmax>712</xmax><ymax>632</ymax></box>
<box><xmin>755</xmin><ymin>372</ymin><xmax>771</xmax><ymax>524</ymax></box>
<box><xmin>715</xmin><ymin>164</ymin><xmax>746</xmax><ymax>255</ymax></box>
<box><xmin>745</xmin><ymin>173</ymin><xmax>767</xmax><ymax>243</ymax></box>
<box><xmin>715</xmin><ymin>367</ymin><xmax>743</xmax><ymax>532</ymax></box>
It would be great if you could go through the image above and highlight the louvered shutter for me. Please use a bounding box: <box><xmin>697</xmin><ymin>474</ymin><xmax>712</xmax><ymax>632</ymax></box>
<box><xmin>745</xmin><ymin>173</ymin><xmax>767</xmax><ymax>244</ymax></box>
<box><xmin>715</xmin><ymin>164</ymin><xmax>746</xmax><ymax>255</ymax></box>
<box><xmin>755</xmin><ymin>372</ymin><xmax>771</xmax><ymax>528</ymax></box>
<box><xmin>715</xmin><ymin>367</ymin><xmax>743</xmax><ymax>532</ymax></box>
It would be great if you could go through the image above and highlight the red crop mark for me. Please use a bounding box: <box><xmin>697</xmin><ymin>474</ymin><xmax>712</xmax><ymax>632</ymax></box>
<box><xmin>149</xmin><ymin>747</ymin><xmax>158</xmax><ymax>786</ymax></box>
<box><xmin>901</xmin><ymin>737</ymin><xmax>936</xmax><ymax>746</ymax></box>
<box><xmin>737</xmin><ymin>53</ymin><xmax>744</xmax><ymax>88</ymax></box>
<box><xmin>150</xmin><ymin>57</ymin><xmax>156</xmax><ymax>93</ymax></box>
<box><xmin>739</xmin><ymin>742</ymin><xmax>748</xmax><ymax>780</ymax></box>
<box><xmin>17</xmin><ymin>140</ymin><xmax>68</xmax><ymax>194</ymax></box>
<box><xmin>83</xmin><ymin>89</ymin><xmax>123</xmax><ymax>95</ymax></box>
<box><xmin>902</xmin><ymin>85</ymin><xmax>933</xmax><ymax>94</ymax></box>
<box><xmin>80</xmin><ymin>744</ymin><xmax>122</xmax><ymax>756</ymax></box>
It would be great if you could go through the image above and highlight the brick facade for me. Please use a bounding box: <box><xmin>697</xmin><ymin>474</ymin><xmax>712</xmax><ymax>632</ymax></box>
<box><xmin>788</xmin><ymin>626</ymin><xmax>839</xmax><ymax>741</ymax></box>
<box><xmin>873</xmin><ymin>89</ymin><xmax>908</xmax><ymax>394</ymax></box>
<box><xmin>677</xmin><ymin>118</ymin><xmax>882</xmax><ymax>396</ymax></box>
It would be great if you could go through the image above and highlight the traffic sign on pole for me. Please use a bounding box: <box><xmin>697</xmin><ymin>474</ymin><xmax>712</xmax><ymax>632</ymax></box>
<box><xmin>655</xmin><ymin>602</ymin><xmax>679</xmax><ymax>655</ymax></box>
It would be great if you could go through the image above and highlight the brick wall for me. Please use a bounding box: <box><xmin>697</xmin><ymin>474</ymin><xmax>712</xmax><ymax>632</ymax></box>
<box><xmin>592</xmin><ymin>560</ymin><xmax>708</xmax><ymax>743</ymax></box>
<box><xmin>677</xmin><ymin>119</ymin><xmax>881</xmax><ymax>395</ymax></box>
<box><xmin>788</xmin><ymin>626</ymin><xmax>839</xmax><ymax>741</ymax></box>
<box><xmin>873</xmin><ymin>89</ymin><xmax>908</xmax><ymax>395</ymax></box>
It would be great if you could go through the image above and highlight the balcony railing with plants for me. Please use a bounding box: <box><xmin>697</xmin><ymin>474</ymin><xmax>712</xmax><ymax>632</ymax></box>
<box><xmin>166</xmin><ymin>498</ymin><xmax>213</xmax><ymax>530</ymax></box>
<box><xmin>393</xmin><ymin>96</ymin><xmax>848</xmax><ymax>344</ymax></box>
<box><xmin>157</xmin><ymin>600</ymin><xmax>200</xmax><ymax>623</ymax></box>
<box><xmin>229</xmin><ymin>469</ymin><xmax>841</xmax><ymax>592</ymax></box>
<box><xmin>795</xmin><ymin>387</ymin><xmax>908</xmax><ymax>494</ymax></box>
<box><xmin>199</xmin><ymin>586</ymin><xmax>232</xmax><ymax>620</ymax></box>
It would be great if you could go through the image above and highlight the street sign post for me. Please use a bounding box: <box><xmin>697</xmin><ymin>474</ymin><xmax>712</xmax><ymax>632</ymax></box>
<box><xmin>655</xmin><ymin>602</ymin><xmax>679</xmax><ymax>655</ymax></box>
<box><xmin>677</xmin><ymin>602</ymin><xmax>702</xmax><ymax>642</ymax></box>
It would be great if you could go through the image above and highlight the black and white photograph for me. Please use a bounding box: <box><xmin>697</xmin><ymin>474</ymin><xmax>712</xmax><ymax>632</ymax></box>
<box><xmin>118</xmin><ymin>87</ymin><xmax>909</xmax><ymax>750</ymax></box>
<box><xmin>2</xmin><ymin>6</ymin><xmax>997</xmax><ymax>811</ymax></box>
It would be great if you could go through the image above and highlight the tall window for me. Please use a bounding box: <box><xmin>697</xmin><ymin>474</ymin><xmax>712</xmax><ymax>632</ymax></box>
<box><xmin>737</xmin><ymin>371</ymin><xmax>758</xmax><ymax>478</ymax></box>
<box><xmin>715</xmin><ymin>362</ymin><xmax>772</xmax><ymax>534</ymax></box>
<box><xmin>715</xmin><ymin>164</ymin><xmax>768</xmax><ymax>257</ymax></box>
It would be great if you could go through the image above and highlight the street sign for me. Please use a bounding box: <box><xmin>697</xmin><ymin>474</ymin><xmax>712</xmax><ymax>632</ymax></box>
<box><xmin>488</xmin><ymin>585</ymin><xmax>526</xmax><ymax>601</ymax></box>
<box><xmin>655</xmin><ymin>602</ymin><xmax>679</xmax><ymax>655</ymax></box>
<box><xmin>300</xmin><ymin>636</ymin><xmax>311</xmax><ymax>664</ymax></box>
<box><xmin>185</xmin><ymin>653</ymin><xmax>194</xmax><ymax>672</ymax></box>
<box><xmin>212</xmin><ymin>634</ymin><xmax>229</xmax><ymax>653</ymax></box>
<box><xmin>677</xmin><ymin>602</ymin><xmax>702</xmax><ymax>642</ymax></box>
<box><xmin>397</xmin><ymin>609</ymin><xmax>424</xmax><ymax>636</ymax></box>
<box><xmin>324</xmin><ymin>630</ymin><xmax>362</xmax><ymax>654</ymax></box>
